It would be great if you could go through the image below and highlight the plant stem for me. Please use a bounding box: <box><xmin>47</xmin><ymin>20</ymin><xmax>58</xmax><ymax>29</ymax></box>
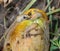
<box><xmin>55</xmin><ymin>19</ymin><xmax>58</xmax><ymax>33</ymax></box>
<box><xmin>47</xmin><ymin>8</ymin><xmax>60</xmax><ymax>15</ymax></box>
<box><xmin>47</xmin><ymin>0</ymin><xmax>52</xmax><ymax>31</ymax></box>
<box><xmin>44</xmin><ymin>0</ymin><xmax>53</xmax><ymax>11</ymax></box>
<box><xmin>4</xmin><ymin>17</ymin><xmax>7</xmax><ymax>29</ymax></box>
<box><xmin>21</xmin><ymin>0</ymin><xmax>37</xmax><ymax>14</ymax></box>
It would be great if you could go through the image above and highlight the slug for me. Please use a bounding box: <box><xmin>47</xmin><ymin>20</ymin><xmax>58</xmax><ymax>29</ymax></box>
<box><xmin>3</xmin><ymin>8</ymin><xmax>49</xmax><ymax>51</ymax></box>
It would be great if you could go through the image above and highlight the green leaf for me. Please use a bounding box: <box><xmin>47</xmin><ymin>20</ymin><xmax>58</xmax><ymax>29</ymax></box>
<box><xmin>50</xmin><ymin>44</ymin><xmax>58</xmax><ymax>51</ymax></box>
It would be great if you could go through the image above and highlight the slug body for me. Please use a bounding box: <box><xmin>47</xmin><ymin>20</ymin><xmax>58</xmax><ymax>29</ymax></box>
<box><xmin>3</xmin><ymin>8</ymin><xmax>49</xmax><ymax>51</ymax></box>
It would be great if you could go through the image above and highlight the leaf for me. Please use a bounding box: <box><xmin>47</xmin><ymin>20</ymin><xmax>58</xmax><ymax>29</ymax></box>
<box><xmin>50</xmin><ymin>44</ymin><xmax>58</xmax><ymax>51</ymax></box>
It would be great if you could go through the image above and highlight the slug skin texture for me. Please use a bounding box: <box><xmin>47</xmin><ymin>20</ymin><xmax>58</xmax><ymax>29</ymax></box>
<box><xmin>3</xmin><ymin>8</ymin><xmax>49</xmax><ymax>51</ymax></box>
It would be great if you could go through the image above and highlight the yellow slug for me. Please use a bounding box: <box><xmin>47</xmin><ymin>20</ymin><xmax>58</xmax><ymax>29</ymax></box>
<box><xmin>3</xmin><ymin>8</ymin><xmax>49</xmax><ymax>51</ymax></box>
